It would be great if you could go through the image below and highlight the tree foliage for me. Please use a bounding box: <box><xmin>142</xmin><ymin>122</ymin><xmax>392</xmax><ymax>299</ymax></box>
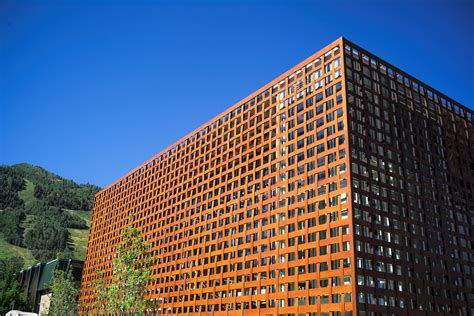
<box><xmin>0</xmin><ymin>166</ymin><xmax>25</xmax><ymax>210</ymax></box>
<box><xmin>24</xmin><ymin>212</ymin><xmax>70</xmax><ymax>263</ymax></box>
<box><xmin>22</xmin><ymin>202</ymin><xmax>89</xmax><ymax>261</ymax></box>
<box><xmin>27</xmin><ymin>201</ymin><xmax>88</xmax><ymax>229</ymax></box>
<box><xmin>46</xmin><ymin>269</ymin><xmax>79</xmax><ymax>316</ymax></box>
<box><xmin>0</xmin><ymin>208</ymin><xmax>25</xmax><ymax>246</ymax></box>
<box><xmin>0</xmin><ymin>163</ymin><xmax>99</xmax><ymax>263</ymax></box>
<box><xmin>12</xmin><ymin>163</ymin><xmax>100</xmax><ymax>211</ymax></box>
<box><xmin>0</xmin><ymin>164</ymin><xmax>100</xmax><ymax>315</ymax></box>
<box><xmin>0</xmin><ymin>256</ymin><xmax>30</xmax><ymax>314</ymax></box>
<box><xmin>93</xmin><ymin>221</ymin><xmax>153</xmax><ymax>315</ymax></box>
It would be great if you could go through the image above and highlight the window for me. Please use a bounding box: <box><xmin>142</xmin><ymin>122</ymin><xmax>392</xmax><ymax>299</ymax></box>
<box><xmin>315</xmin><ymin>92</ymin><xmax>323</xmax><ymax>103</ymax></box>
<box><xmin>324</xmin><ymin>62</ymin><xmax>332</xmax><ymax>73</ymax></box>
<box><xmin>332</xmin><ymin>294</ymin><xmax>341</xmax><ymax>303</ymax></box>
<box><xmin>343</xmin><ymin>241</ymin><xmax>350</xmax><ymax>251</ymax></box>
<box><xmin>325</xmin><ymin>86</ymin><xmax>333</xmax><ymax>97</ymax></box>
<box><xmin>297</xmin><ymin>102</ymin><xmax>304</xmax><ymax>112</ymax></box>
<box><xmin>341</xmin><ymin>193</ymin><xmax>348</xmax><ymax>204</ymax></box>
<box><xmin>320</xmin><ymin>278</ymin><xmax>329</xmax><ymax>288</ymax></box>
<box><xmin>315</xmin><ymin>79</ymin><xmax>323</xmax><ymax>90</ymax></box>
<box><xmin>317</xmin><ymin>130</ymin><xmax>325</xmax><ymax>140</ymax></box>
<box><xmin>326</xmin><ymin>99</ymin><xmax>334</xmax><ymax>111</ymax></box>
<box><xmin>314</xmin><ymin>68</ymin><xmax>322</xmax><ymax>79</ymax></box>
<box><xmin>316</xmin><ymin>117</ymin><xmax>324</xmax><ymax>127</ymax></box>
<box><xmin>326</xmin><ymin>111</ymin><xmax>334</xmax><ymax>122</ymax></box>
<box><xmin>320</xmin><ymin>245</ymin><xmax>327</xmax><ymax>255</ymax></box>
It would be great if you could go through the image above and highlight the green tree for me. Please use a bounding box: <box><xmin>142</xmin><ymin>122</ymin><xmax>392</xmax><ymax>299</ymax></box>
<box><xmin>0</xmin><ymin>208</ymin><xmax>25</xmax><ymax>246</ymax></box>
<box><xmin>93</xmin><ymin>221</ymin><xmax>153</xmax><ymax>315</ymax></box>
<box><xmin>0</xmin><ymin>166</ymin><xmax>25</xmax><ymax>210</ymax></box>
<box><xmin>91</xmin><ymin>268</ymin><xmax>108</xmax><ymax>314</ymax></box>
<box><xmin>0</xmin><ymin>256</ymin><xmax>30</xmax><ymax>314</ymax></box>
<box><xmin>24</xmin><ymin>217</ymin><xmax>70</xmax><ymax>262</ymax></box>
<box><xmin>46</xmin><ymin>269</ymin><xmax>79</xmax><ymax>316</ymax></box>
<box><xmin>10</xmin><ymin>163</ymin><xmax>99</xmax><ymax>211</ymax></box>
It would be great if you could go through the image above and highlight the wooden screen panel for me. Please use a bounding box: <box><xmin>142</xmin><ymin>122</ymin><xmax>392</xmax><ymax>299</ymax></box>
<box><xmin>79</xmin><ymin>37</ymin><xmax>357</xmax><ymax>316</ymax></box>
<box><xmin>343</xmin><ymin>40</ymin><xmax>474</xmax><ymax>315</ymax></box>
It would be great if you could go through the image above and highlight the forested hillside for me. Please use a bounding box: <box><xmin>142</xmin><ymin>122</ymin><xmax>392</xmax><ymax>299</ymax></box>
<box><xmin>0</xmin><ymin>163</ymin><xmax>100</xmax><ymax>267</ymax></box>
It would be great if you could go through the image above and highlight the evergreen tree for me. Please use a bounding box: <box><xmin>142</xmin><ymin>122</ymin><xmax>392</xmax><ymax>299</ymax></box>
<box><xmin>46</xmin><ymin>269</ymin><xmax>79</xmax><ymax>316</ymax></box>
<box><xmin>0</xmin><ymin>166</ymin><xmax>25</xmax><ymax>210</ymax></box>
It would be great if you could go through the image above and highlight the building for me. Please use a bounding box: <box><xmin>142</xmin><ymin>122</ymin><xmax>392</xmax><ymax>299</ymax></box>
<box><xmin>5</xmin><ymin>311</ymin><xmax>38</xmax><ymax>316</ymax></box>
<box><xmin>79</xmin><ymin>37</ymin><xmax>473</xmax><ymax>315</ymax></box>
<box><xmin>19</xmin><ymin>259</ymin><xmax>84</xmax><ymax>314</ymax></box>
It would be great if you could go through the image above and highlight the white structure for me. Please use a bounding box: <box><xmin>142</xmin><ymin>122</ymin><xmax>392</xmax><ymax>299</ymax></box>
<box><xmin>38</xmin><ymin>293</ymin><xmax>52</xmax><ymax>315</ymax></box>
<box><xmin>6</xmin><ymin>311</ymin><xmax>38</xmax><ymax>316</ymax></box>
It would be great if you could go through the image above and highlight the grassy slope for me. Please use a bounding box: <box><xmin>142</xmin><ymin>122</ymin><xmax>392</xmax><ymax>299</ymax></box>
<box><xmin>65</xmin><ymin>209</ymin><xmax>91</xmax><ymax>226</ymax></box>
<box><xmin>17</xmin><ymin>178</ymin><xmax>36</xmax><ymax>209</ymax></box>
<box><xmin>0</xmin><ymin>238</ymin><xmax>36</xmax><ymax>267</ymax></box>
<box><xmin>1</xmin><ymin>178</ymin><xmax>92</xmax><ymax>267</ymax></box>
<box><xmin>69</xmin><ymin>228</ymin><xmax>89</xmax><ymax>261</ymax></box>
<box><xmin>21</xmin><ymin>214</ymin><xmax>36</xmax><ymax>238</ymax></box>
<box><xmin>66</xmin><ymin>209</ymin><xmax>91</xmax><ymax>260</ymax></box>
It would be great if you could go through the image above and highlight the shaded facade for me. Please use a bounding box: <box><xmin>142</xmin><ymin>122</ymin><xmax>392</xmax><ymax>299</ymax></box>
<box><xmin>79</xmin><ymin>37</ymin><xmax>473</xmax><ymax>315</ymax></box>
<box><xmin>343</xmin><ymin>41</ymin><xmax>474</xmax><ymax>315</ymax></box>
<box><xmin>19</xmin><ymin>259</ymin><xmax>84</xmax><ymax>314</ymax></box>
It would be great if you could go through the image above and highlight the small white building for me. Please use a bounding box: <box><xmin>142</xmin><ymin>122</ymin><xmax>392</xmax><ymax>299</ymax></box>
<box><xmin>6</xmin><ymin>311</ymin><xmax>38</xmax><ymax>316</ymax></box>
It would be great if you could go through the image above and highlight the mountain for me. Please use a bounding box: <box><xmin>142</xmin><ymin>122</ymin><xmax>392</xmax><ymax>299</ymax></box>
<box><xmin>0</xmin><ymin>163</ymin><xmax>100</xmax><ymax>267</ymax></box>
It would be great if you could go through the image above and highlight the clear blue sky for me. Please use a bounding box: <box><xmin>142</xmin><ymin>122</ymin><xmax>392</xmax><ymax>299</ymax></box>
<box><xmin>1</xmin><ymin>0</ymin><xmax>472</xmax><ymax>187</ymax></box>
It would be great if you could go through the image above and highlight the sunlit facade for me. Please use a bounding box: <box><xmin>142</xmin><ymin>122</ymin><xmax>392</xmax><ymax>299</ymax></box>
<box><xmin>79</xmin><ymin>37</ymin><xmax>473</xmax><ymax>316</ymax></box>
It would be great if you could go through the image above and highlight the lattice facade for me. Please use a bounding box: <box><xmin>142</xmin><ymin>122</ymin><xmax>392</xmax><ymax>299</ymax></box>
<box><xmin>79</xmin><ymin>37</ymin><xmax>473</xmax><ymax>316</ymax></box>
<box><xmin>344</xmin><ymin>41</ymin><xmax>474</xmax><ymax>315</ymax></box>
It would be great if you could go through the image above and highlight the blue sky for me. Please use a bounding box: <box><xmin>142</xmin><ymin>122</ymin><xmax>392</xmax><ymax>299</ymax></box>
<box><xmin>1</xmin><ymin>0</ymin><xmax>472</xmax><ymax>187</ymax></box>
